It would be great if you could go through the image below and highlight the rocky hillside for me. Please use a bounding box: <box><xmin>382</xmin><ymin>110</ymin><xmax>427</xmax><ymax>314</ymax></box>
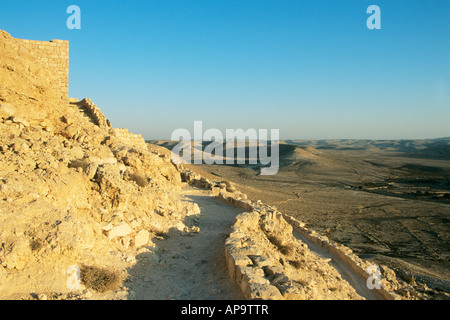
<box><xmin>0</xmin><ymin>30</ymin><xmax>200</xmax><ymax>299</ymax></box>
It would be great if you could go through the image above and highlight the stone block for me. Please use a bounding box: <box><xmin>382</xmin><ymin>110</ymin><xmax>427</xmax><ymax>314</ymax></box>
<box><xmin>262</xmin><ymin>265</ymin><xmax>285</xmax><ymax>277</ymax></box>
<box><xmin>275</xmin><ymin>282</ymin><xmax>305</xmax><ymax>300</ymax></box>
<box><xmin>247</xmin><ymin>283</ymin><xmax>283</xmax><ymax>300</ymax></box>
<box><xmin>248</xmin><ymin>255</ymin><xmax>274</xmax><ymax>267</ymax></box>
<box><xmin>236</xmin><ymin>265</ymin><xmax>267</xmax><ymax>285</ymax></box>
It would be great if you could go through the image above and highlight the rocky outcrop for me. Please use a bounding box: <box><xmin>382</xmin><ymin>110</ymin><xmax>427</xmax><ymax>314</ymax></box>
<box><xmin>0</xmin><ymin>30</ymin><xmax>203</xmax><ymax>299</ymax></box>
<box><xmin>0</xmin><ymin>98</ymin><xmax>204</xmax><ymax>298</ymax></box>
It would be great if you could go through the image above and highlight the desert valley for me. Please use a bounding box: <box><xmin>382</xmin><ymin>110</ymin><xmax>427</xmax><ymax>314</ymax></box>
<box><xmin>152</xmin><ymin>137</ymin><xmax>450</xmax><ymax>299</ymax></box>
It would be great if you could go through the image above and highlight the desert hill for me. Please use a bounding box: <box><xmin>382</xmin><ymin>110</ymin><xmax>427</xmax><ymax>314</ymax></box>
<box><xmin>286</xmin><ymin>138</ymin><xmax>450</xmax><ymax>159</ymax></box>
<box><xmin>149</xmin><ymin>139</ymin><xmax>371</xmax><ymax>178</ymax></box>
<box><xmin>0</xmin><ymin>30</ymin><xmax>201</xmax><ymax>298</ymax></box>
<box><xmin>153</xmin><ymin>137</ymin><xmax>450</xmax><ymax>181</ymax></box>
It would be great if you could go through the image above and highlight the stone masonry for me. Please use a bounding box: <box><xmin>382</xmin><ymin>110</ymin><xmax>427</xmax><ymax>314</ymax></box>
<box><xmin>75</xmin><ymin>98</ymin><xmax>112</xmax><ymax>128</ymax></box>
<box><xmin>0</xmin><ymin>30</ymin><xmax>69</xmax><ymax>103</ymax></box>
<box><xmin>70</xmin><ymin>98</ymin><xmax>148</xmax><ymax>150</ymax></box>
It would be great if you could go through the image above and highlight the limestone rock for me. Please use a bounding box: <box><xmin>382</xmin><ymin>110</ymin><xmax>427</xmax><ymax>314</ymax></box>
<box><xmin>0</xmin><ymin>237</ymin><xmax>31</xmax><ymax>270</ymax></box>
<box><xmin>134</xmin><ymin>229</ymin><xmax>150</xmax><ymax>248</ymax></box>
<box><xmin>0</xmin><ymin>102</ymin><xmax>16</xmax><ymax>118</ymax></box>
<box><xmin>107</xmin><ymin>222</ymin><xmax>133</xmax><ymax>240</ymax></box>
<box><xmin>248</xmin><ymin>283</ymin><xmax>283</xmax><ymax>300</ymax></box>
<box><xmin>10</xmin><ymin>116</ymin><xmax>29</xmax><ymax>128</ymax></box>
<box><xmin>0</xmin><ymin>30</ymin><xmax>207</xmax><ymax>299</ymax></box>
<box><xmin>275</xmin><ymin>281</ymin><xmax>306</xmax><ymax>300</ymax></box>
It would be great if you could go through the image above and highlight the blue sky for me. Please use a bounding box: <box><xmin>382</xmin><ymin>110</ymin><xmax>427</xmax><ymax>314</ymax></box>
<box><xmin>0</xmin><ymin>0</ymin><xmax>449</xmax><ymax>140</ymax></box>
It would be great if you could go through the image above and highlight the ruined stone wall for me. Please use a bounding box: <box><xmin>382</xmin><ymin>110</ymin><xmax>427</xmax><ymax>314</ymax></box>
<box><xmin>0</xmin><ymin>30</ymin><xmax>69</xmax><ymax>104</ymax></box>
<box><xmin>111</xmin><ymin>128</ymin><xmax>148</xmax><ymax>150</ymax></box>
<box><xmin>69</xmin><ymin>98</ymin><xmax>147</xmax><ymax>150</ymax></box>
<box><xmin>21</xmin><ymin>38</ymin><xmax>69</xmax><ymax>101</ymax></box>
<box><xmin>76</xmin><ymin>98</ymin><xmax>112</xmax><ymax>128</ymax></box>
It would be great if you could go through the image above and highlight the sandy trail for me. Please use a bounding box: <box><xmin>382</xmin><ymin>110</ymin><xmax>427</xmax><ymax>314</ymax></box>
<box><xmin>125</xmin><ymin>188</ymin><xmax>385</xmax><ymax>300</ymax></box>
<box><xmin>126</xmin><ymin>190</ymin><xmax>245</xmax><ymax>300</ymax></box>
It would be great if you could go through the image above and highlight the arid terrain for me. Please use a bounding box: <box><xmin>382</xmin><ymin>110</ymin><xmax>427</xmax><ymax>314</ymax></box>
<box><xmin>0</xmin><ymin>30</ymin><xmax>373</xmax><ymax>301</ymax></box>
<box><xmin>151</xmin><ymin>138</ymin><xmax>450</xmax><ymax>299</ymax></box>
<box><xmin>1</xmin><ymin>28</ymin><xmax>448</xmax><ymax>301</ymax></box>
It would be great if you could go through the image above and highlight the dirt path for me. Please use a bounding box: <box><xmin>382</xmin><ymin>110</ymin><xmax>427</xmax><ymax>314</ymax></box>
<box><xmin>125</xmin><ymin>188</ymin><xmax>386</xmax><ymax>300</ymax></box>
<box><xmin>125</xmin><ymin>190</ymin><xmax>245</xmax><ymax>300</ymax></box>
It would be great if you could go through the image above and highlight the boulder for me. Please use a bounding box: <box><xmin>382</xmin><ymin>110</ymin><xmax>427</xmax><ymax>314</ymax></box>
<box><xmin>134</xmin><ymin>229</ymin><xmax>150</xmax><ymax>247</ymax></box>
<box><xmin>107</xmin><ymin>222</ymin><xmax>132</xmax><ymax>240</ymax></box>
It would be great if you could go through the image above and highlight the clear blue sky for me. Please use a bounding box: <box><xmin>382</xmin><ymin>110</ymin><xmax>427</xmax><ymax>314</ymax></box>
<box><xmin>1</xmin><ymin>0</ymin><xmax>449</xmax><ymax>140</ymax></box>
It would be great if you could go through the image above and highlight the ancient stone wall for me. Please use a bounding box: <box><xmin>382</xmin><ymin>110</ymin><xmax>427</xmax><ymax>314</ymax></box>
<box><xmin>111</xmin><ymin>128</ymin><xmax>148</xmax><ymax>150</ymax></box>
<box><xmin>0</xmin><ymin>30</ymin><xmax>69</xmax><ymax>104</ymax></box>
<box><xmin>69</xmin><ymin>98</ymin><xmax>147</xmax><ymax>150</ymax></box>
<box><xmin>75</xmin><ymin>98</ymin><xmax>112</xmax><ymax>128</ymax></box>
